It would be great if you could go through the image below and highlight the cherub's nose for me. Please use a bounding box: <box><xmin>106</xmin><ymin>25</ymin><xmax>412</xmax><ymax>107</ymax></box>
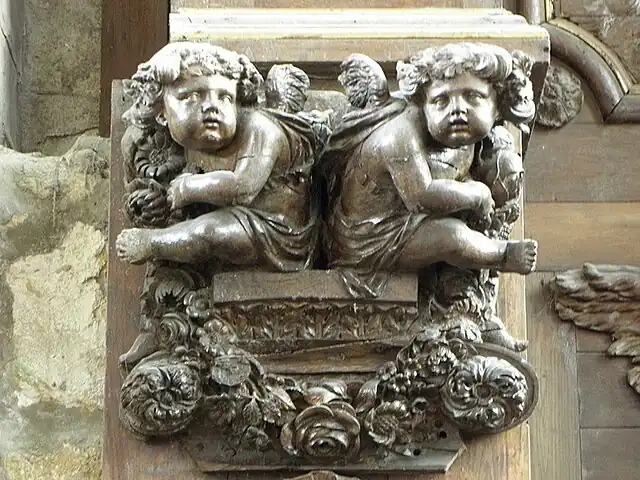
<box><xmin>451</xmin><ymin>96</ymin><xmax>468</xmax><ymax>114</ymax></box>
<box><xmin>201</xmin><ymin>101</ymin><xmax>219</xmax><ymax>114</ymax></box>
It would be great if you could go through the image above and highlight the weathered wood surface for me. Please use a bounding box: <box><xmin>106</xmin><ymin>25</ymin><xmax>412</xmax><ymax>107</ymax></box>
<box><xmin>100</xmin><ymin>0</ymin><xmax>169</xmax><ymax>136</ymax></box>
<box><xmin>581</xmin><ymin>428</ymin><xmax>640</xmax><ymax>480</ymax></box>
<box><xmin>525</xmin><ymin>203</ymin><xmax>640</xmax><ymax>271</ymax></box>
<box><xmin>578</xmin><ymin>354</ymin><xmax>640</xmax><ymax>428</ymax></box>
<box><xmin>525</xmin><ymin>125</ymin><xmax>640</xmax><ymax>202</ymax></box>
<box><xmin>526</xmin><ymin>273</ymin><xmax>581</xmax><ymax>480</ymax></box>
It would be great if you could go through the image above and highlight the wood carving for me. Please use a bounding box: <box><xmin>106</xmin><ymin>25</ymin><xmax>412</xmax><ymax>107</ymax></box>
<box><xmin>550</xmin><ymin>263</ymin><xmax>640</xmax><ymax>397</ymax></box>
<box><xmin>113</xmin><ymin>41</ymin><xmax>542</xmax><ymax>475</ymax></box>
<box><xmin>536</xmin><ymin>62</ymin><xmax>583</xmax><ymax>128</ymax></box>
<box><xmin>289</xmin><ymin>471</ymin><xmax>361</xmax><ymax>480</ymax></box>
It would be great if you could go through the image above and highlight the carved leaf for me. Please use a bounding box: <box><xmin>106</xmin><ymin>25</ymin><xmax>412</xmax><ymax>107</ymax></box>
<box><xmin>210</xmin><ymin>355</ymin><xmax>252</xmax><ymax>386</ymax></box>
<box><xmin>241</xmin><ymin>399</ymin><xmax>262</xmax><ymax>427</ymax></box>
<box><xmin>354</xmin><ymin>379</ymin><xmax>380</xmax><ymax>414</ymax></box>
<box><xmin>551</xmin><ymin>263</ymin><xmax>640</xmax><ymax>397</ymax></box>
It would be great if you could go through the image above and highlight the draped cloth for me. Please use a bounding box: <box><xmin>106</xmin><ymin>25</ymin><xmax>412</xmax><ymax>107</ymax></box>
<box><xmin>322</xmin><ymin>99</ymin><xmax>427</xmax><ymax>298</ymax></box>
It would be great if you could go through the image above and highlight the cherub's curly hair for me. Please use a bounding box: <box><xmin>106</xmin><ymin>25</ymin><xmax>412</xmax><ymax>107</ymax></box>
<box><xmin>122</xmin><ymin>42</ymin><xmax>264</xmax><ymax>129</ymax></box>
<box><xmin>397</xmin><ymin>43</ymin><xmax>536</xmax><ymax>126</ymax></box>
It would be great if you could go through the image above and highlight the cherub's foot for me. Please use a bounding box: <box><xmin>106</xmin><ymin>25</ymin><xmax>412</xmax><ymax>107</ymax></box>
<box><xmin>116</xmin><ymin>228</ymin><xmax>154</xmax><ymax>264</ymax></box>
<box><xmin>483</xmin><ymin>329</ymin><xmax>529</xmax><ymax>352</ymax></box>
<box><xmin>502</xmin><ymin>239</ymin><xmax>537</xmax><ymax>274</ymax></box>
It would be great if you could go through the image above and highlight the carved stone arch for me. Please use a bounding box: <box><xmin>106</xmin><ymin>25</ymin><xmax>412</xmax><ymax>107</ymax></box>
<box><xmin>542</xmin><ymin>19</ymin><xmax>640</xmax><ymax>123</ymax></box>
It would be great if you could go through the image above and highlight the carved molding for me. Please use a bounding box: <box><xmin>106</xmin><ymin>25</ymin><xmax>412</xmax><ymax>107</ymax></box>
<box><xmin>538</xmin><ymin>18</ymin><xmax>640</xmax><ymax>123</ymax></box>
<box><xmin>289</xmin><ymin>471</ymin><xmax>361</xmax><ymax>480</ymax></box>
<box><xmin>536</xmin><ymin>62</ymin><xmax>584</xmax><ymax>128</ymax></box>
<box><xmin>518</xmin><ymin>0</ymin><xmax>640</xmax><ymax>123</ymax></box>
<box><xmin>550</xmin><ymin>263</ymin><xmax>640</xmax><ymax>397</ymax></box>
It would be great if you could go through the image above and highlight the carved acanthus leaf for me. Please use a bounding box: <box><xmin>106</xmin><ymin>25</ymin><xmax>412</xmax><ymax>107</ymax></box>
<box><xmin>551</xmin><ymin>263</ymin><xmax>640</xmax><ymax>396</ymax></box>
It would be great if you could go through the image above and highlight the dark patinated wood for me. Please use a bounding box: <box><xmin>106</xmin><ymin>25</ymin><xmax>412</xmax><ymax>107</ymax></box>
<box><xmin>100</xmin><ymin>0</ymin><xmax>169</xmax><ymax>136</ymax></box>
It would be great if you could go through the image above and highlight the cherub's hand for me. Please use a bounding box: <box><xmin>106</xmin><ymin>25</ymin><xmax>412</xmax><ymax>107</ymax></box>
<box><xmin>468</xmin><ymin>180</ymin><xmax>495</xmax><ymax>229</ymax></box>
<box><xmin>167</xmin><ymin>173</ymin><xmax>195</xmax><ymax>209</ymax></box>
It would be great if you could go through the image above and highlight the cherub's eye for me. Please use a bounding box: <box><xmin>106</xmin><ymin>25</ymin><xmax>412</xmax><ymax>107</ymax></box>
<box><xmin>180</xmin><ymin>91</ymin><xmax>200</xmax><ymax>101</ymax></box>
<box><xmin>220</xmin><ymin>93</ymin><xmax>233</xmax><ymax>103</ymax></box>
<box><xmin>467</xmin><ymin>91</ymin><xmax>485</xmax><ymax>103</ymax></box>
<box><xmin>431</xmin><ymin>95</ymin><xmax>448</xmax><ymax>107</ymax></box>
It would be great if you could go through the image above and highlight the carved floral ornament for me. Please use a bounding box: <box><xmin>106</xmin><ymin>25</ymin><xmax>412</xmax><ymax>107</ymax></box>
<box><xmin>114</xmin><ymin>41</ymin><xmax>543</xmax><ymax>473</ymax></box>
<box><xmin>551</xmin><ymin>263</ymin><xmax>640</xmax><ymax>397</ymax></box>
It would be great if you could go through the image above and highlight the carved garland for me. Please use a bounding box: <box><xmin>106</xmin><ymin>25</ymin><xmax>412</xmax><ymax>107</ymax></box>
<box><xmin>115</xmin><ymin>42</ymin><xmax>541</xmax><ymax>473</ymax></box>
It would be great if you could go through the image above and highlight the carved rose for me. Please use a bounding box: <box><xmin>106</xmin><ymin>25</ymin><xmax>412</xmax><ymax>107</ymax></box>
<box><xmin>281</xmin><ymin>401</ymin><xmax>361</xmax><ymax>461</ymax></box>
<box><xmin>132</xmin><ymin>129</ymin><xmax>185</xmax><ymax>181</ymax></box>
<box><xmin>120</xmin><ymin>355</ymin><xmax>202</xmax><ymax>437</ymax></box>
<box><xmin>364</xmin><ymin>400</ymin><xmax>410</xmax><ymax>447</ymax></box>
<box><xmin>441</xmin><ymin>355</ymin><xmax>528</xmax><ymax>432</ymax></box>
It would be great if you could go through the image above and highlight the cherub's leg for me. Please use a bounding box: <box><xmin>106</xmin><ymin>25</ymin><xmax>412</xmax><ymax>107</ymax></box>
<box><xmin>115</xmin><ymin>211</ymin><xmax>259</xmax><ymax>265</ymax></box>
<box><xmin>396</xmin><ymin>217</ymin><xmax>536</xmax><ymax>274</ymax></box>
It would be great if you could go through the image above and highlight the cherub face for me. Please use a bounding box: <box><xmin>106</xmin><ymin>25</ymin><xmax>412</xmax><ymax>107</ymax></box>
<box><xmin>161</xmin><ymin>74</ymin><xmax>238</xmax><ymax>153</ymax></box>
<box><xmin>423</xmin><ymin>72</ymin><xmax>499</xmax><ymax>149</ymax></box>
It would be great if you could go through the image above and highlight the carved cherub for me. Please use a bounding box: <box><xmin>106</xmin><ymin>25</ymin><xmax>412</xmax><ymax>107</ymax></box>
<box><xmin>115</xmin><ymin>42</ymin><xmax>322</xmax><ymax>271</ymax></box>
<box><xmin>115</xmin><ymin>43</ymin><xmax>327</xmax><ymax>366</ymax></box>
<box><xmin>324</xmin><ymin>43</ymin><xmax>537</xmax><ymax>302</ymax></box>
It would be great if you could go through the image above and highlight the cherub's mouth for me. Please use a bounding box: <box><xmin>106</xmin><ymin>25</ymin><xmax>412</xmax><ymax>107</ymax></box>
<box><xmin>202</xmin><ymin>117</ymin><xmax>221</xmax><ymax>128</ymax></box>
<box><xmin>449</xmin><ymin>117</ymin><xmax>469</xmax><ymax>130</ymax></box>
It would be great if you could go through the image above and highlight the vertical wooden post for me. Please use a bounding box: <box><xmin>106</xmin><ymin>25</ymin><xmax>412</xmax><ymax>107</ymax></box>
<box><xmin>100</xmin><ymin>0</ymin><xmax>169</xmax><ymax>137</ymax></box>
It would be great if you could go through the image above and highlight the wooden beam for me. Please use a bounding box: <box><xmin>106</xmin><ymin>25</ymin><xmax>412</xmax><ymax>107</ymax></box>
<box><xmin>100</xmin><ymin>0</ymin><xmax>169</xmax><ymax>137</ymax></box>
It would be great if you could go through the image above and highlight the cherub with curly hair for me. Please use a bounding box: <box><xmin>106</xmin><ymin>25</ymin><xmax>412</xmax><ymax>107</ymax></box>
<box><xmin>324</xmin><ymin>43</ymin><xmax>538</xmax><ymax>299</ymax></box>
<box><xmin>115</xmin><ymin>42</ymin><xmax>320</xmax><ymax>270</ymax></box>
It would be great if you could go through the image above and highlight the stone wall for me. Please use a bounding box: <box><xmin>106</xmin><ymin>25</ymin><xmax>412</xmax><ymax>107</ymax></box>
<box><xmin>0</xmin><ymin>136</ymin><xmax>109</xmax><ymax>479</ymax></box>
<box><xmin>0</xmin><ymin>0</ymin><xmax>23</xmax><ymax>148</ymax></box>
<box><xmin>18</xmin><ymin>0</ymin><xmax>101</xmax><ymax>155</ymax></box>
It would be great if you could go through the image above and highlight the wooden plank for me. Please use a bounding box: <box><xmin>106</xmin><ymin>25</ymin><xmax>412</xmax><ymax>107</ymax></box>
<box><xmin>581</xmin><ymin>428</ymin><xmax>640</xmax><ymax>480</ymax></box>
<box><xmin>577</xmin><ymin>353</ymin><xmax>640</xmax><ymax>428</ymax></box>
<box><xmin>100</xmin><ymin>0</ymin><xmax>169</xmax><ymax>137</ymax></box>
<box><xmin>525</xmin><ymin>125</ymin><xmax>640</xmax><ymax>202</ymax></box>
<box><xmin>524</xmin><ymin>202</ymin><xmax>640</xmax><ymax>271</ymax></box>
<box><xmin>576</xmin><ymin>330</ymin><xmax>611</xmax><ymax>353</ymax></box>
<box><xmin>103</xmin><ymin>82</ymin><xmax>217</xmax><ymax>480</ymax></box>
<box><xmin>526</xmin><ymin>273</ymin><xmax>581</xmax><ymax>480</ymax></box>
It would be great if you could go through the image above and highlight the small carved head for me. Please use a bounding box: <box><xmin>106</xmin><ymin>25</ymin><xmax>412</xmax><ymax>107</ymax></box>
<box><xmin>123</xmin><ymin>42</ymin><xmax>263</xmax><ymax>153</ymax></box>
<box><xmin>397</xmin><ymin>43</ymin><xmax>535</xmax><ymax>148</ymax></box>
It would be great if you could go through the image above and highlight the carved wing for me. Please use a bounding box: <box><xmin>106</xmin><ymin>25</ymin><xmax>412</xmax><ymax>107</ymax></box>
<box><xmin>265</xmin><ymin>64</ymin><xmax>311</xmax><ymax>114</ymax></box>
<box><xmin>551</xmin><ymin>263</ymin><xmax>640</xmax><ymax>396</ymax></box>
<box><xmin>338</xmin><ymin>54</ymin><xmax>390</xmax><ymax>108</ymax></box>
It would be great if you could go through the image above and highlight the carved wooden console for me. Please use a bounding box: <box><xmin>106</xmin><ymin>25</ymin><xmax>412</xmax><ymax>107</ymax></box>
<box><xmin>104</xmin><ymin>9</ymin><xmax>549</xmax><ymax>480</ymax></box>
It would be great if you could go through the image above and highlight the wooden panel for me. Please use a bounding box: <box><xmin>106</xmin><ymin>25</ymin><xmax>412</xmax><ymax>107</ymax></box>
<box><xmin>524</xmin><ymin>202</ymin><xmax>640</xmax><ymax>271</ymax></box>
<box><xmin>576</xmin><ymin>330</ymin><xmax>611</xmax><ymax>353</ymax></box>
<box><xmin>581</xmin><ymin>428</ymin><xmax>640</xmax><ymax>480</ymax></box>
<box><xmin>577</xmin><ymin>353</ymin><xmax>640</xmax><ymax>428</ymax></box>
<box><xmin>525</xmin><ymin>125</ymin><xmax>640</xmax><ymax>202</ymax></box>
<box><xmin>100</xmin><ymin>0</ymin><xmax>169</xmax><ymax>137</ymax></box>
<box><xmin>526</xmin><ymin>273</ymin><xmax>581</xmax><ymax>480</ymax></box>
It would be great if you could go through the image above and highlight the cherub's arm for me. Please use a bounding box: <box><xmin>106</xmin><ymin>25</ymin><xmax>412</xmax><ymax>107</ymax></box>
<box><xmin>384</xmin><ymin>139</ymin><xmax>492</xmax><ymax>217</ymax></box>
<box><xmin>169</xmin><ymin>121</ymin><xmax>283</xmax><ymax>208</ymax></box>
